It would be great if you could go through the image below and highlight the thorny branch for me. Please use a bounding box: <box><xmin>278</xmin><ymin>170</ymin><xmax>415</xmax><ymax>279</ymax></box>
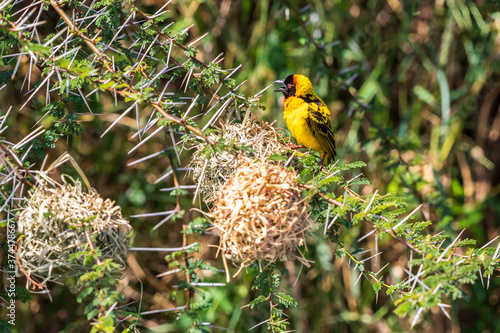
<box><xmin>49</xmin><ymin>0</ymin><xmax>113</xmax><ymax>72</ymax></box>
<box><xmin>44</xmin><ymin>1</ymin><xmax>218</xmax><ymax>145</ymax></box>
<box><xmin>0</xmin><ymin>143</ymin><xmax>36</xmax><ymax>188</ymax></box>
<box><xmin>302</xmin><ymin>183</ymin><xmax>423</xmax><ymax>254</ymax></box>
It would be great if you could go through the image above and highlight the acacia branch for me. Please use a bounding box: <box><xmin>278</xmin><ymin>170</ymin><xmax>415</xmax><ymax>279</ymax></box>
<box><xmin>9</xmin><ymin>3</ymin><xmax>215</xmax><ymax>146</ymax></box>
<box><xmin>50</xmin><ymin>0</ymin><xmax>114</xmax><ymax>73</ymax></box>
<box><xmin>151</xmin><ymin>103</ymin><xmax>214</xmax><ymax>145</ymax></box>
<box><xmin>0</xmin><ymin>143</ymin><xmax>36</xmax><ymax>188</ymax></box>
<box><xmin>303</xmin><ymin>183</ymin><xmax>423</xmax><ymax>254</ymax></box>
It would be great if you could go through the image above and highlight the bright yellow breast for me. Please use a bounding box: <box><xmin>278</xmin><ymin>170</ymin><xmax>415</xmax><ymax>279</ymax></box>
<box><xmin>283</xmin><ymin>97</ymin><xmax>325</xmax><ymax>154</ymax></box>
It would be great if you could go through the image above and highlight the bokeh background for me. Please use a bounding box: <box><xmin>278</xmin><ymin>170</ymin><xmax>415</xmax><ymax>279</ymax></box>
<box><xmin>3</xmin><ymin>0</ymin><xmax>500</xmax><ymax>332</ymax></box>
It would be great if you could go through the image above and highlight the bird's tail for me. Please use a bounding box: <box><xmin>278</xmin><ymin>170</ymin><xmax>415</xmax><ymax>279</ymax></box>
<box><xmin>324</xmin><ymin>152</ymin><xmax>336</xmax><ymax>165</ymax></box>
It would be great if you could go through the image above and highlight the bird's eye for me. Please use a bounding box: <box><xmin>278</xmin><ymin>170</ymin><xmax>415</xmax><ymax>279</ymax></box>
<box><xmin>287</xmin><ymin>84</ymin><xmax>293</xmax><ymax>88</ymax></box>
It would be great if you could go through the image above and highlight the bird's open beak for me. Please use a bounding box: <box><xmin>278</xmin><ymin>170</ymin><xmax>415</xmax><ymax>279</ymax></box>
<box><xmin>273</xmin><ymin>79</ymin><xmax>285</xmax><ymax>93</ymax></box>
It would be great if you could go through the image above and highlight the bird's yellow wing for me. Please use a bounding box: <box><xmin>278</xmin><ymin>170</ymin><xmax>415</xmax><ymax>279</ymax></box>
<box><xmin>305</xmin><ymin>104</ymin><xmax>337</xmax><ymax>159</ymax></box>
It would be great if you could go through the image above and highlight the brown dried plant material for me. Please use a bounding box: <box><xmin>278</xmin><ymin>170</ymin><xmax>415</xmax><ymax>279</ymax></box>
<box><xmin>17</xmin><ymin>177</ymin><xmax>132</xmax><ymax>283</ymax></box>
<box><xmin>211</xmin><ymin>157</ymin><xmax>312</xmax><ymax>276</ymax></box>
<box><xmin>189</xmin><ymin>121</ymin><xmax>292</xmax><ymax>202</ymax></box>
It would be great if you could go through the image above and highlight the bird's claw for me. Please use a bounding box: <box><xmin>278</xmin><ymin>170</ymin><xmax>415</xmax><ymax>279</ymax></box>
<box><xmin>286</xmin><ymin>144</ymin><xmax>305</xmax><ymax>149</ymax></box>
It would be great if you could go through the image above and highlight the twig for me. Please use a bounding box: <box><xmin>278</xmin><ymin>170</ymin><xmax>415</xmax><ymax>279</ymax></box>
<box><xmin>302</xmin><ymin>183</ymin><xmax>422</xmax><ymax>253</ymax></box>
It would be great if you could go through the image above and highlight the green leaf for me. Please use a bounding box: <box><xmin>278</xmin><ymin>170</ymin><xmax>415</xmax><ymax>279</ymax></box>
<box><xmin>268</xmin><ymin>154</ymin><xmax>288</xmax><ymax>161</ymax></box>
<box><xmin>335</xmin><ymin>249</ymin><xmax>346</xmax><ymax>258</ymax></box>
<box><xmin>273</xmin><ymin>292</ymin><xmax>297</xmax><ymax>308</ymax></box>
<box><xmin>99</xmin><ymin>81</ymin><xmax>115</xmax><ymax>90</ymax></box>
<box><xmin>77</xmin><ymin>287</ymin><xmax>94</xmax><ymax>303</ymax></box>
<box><xmin>22</xmin><ymin>43</ymin><xmax>51</xmax><ymax>56</ymax></box>
<box><xmin>336</xmin><ymin>161</ymin><xmax>367</xmax><ymax>171</ymax></box>
<box><xmin>248</xmin><ymin>295</ymin><xmax>267</xmax><ymax>309</ymax></box>
<box><xmin>457</xmin><ymin>238</ymin><xmax>476</xmax><ymax>247</ymax></box>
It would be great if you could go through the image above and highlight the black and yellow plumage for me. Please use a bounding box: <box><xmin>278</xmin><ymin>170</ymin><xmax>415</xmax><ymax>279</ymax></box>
<box><xmin>274</xmin><ymin>74</ymin><xmax>337</xmax><ymax>166</ymax></box>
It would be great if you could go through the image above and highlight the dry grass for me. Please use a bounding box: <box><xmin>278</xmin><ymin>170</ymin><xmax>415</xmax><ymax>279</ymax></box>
<box><xmin>211</xmin><ymin>157</ymin><xmax>312</xmax><ymax>277</ymax></box>
<box><xmin>17</xmin><ymin>176</ymin><xmax>132</xmax><ymax>283</ymax></box>
<box><xmin>188</xmin><ymin>120</ymin><xmax>292</xmax><ymax>203</ymax></box>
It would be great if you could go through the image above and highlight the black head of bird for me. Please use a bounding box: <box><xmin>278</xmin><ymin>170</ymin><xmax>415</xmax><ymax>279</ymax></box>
<box><xmin>273</xmin><ymin>74</ymin><xmax>296</xmax><ymax>99</ymax></box>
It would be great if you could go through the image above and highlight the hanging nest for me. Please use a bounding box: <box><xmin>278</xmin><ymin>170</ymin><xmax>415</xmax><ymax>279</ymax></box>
<box><xmin>188</xmin><ymin>120</ymin><xmax>292</xmax><ymax>202</ymax></box>
<box><xmin>211</xmin><ymin>157</ymin><xmax>312</xmax><ymax>277</ymax></box>
<box><xmin>17</xmin><ymin>177</ymin><xmax>132</xmax><ymax>283</ymax></box>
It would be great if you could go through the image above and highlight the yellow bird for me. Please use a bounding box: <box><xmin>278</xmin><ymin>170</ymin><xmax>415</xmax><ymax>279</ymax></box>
<box><xmin>274</xmin><ymin>74</ymin><xmax>337</xmax><ymax>166</ymax></box>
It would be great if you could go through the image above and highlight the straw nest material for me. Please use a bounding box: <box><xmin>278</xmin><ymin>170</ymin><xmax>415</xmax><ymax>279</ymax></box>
<box><xmin>17</xmin><ymin>178</ymin><xmax>132</xmax><ymax>282</ymax></box>
<box><xmin>211</xmin><ymin>157</ymin><xmax>312</xmax><ymax>275</ymax></box>
<box><xmin>189</xmin><ymin>121</ymin><xmax>291</xmax><ymax>202</ymax></box>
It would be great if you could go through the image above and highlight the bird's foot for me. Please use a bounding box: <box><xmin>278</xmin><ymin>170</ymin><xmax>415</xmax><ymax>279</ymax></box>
<box><xmin>286</xmin><ymin>144</ymin><xmax>305</xmax><ymax>149</ymax></box>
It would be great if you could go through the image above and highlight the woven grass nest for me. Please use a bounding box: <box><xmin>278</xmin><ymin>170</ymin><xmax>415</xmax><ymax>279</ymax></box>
<box><xmin>211</xmin><ymin>157</ymin><xmax>312</xmax><ymax>276</ymax></box>
<box><xmin>189</xmin><ymin>121</ymin><xmax>291</xmax><ymax>202</ymax></box>
<box><xmin>17</xmin><ymin>177</ymin><xmax>132</xmax><ymax>282</ymax></box>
